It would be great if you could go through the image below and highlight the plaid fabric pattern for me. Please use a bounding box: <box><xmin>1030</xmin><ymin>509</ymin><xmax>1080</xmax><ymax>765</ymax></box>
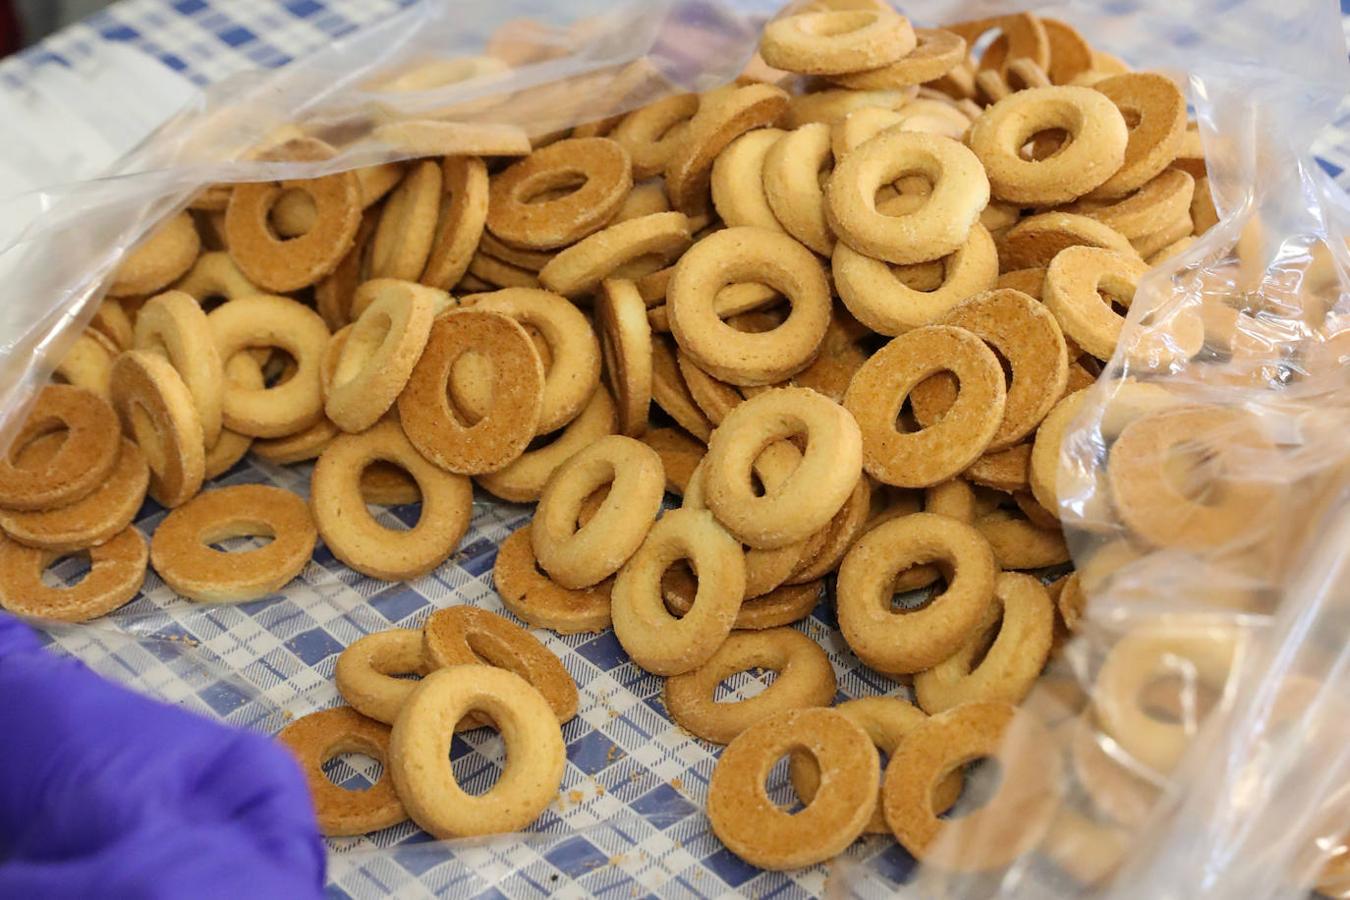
<box><xmin>3</xmin><ymin>1</ymin><xmax>1349</xmax><ymax>897</ymax></box>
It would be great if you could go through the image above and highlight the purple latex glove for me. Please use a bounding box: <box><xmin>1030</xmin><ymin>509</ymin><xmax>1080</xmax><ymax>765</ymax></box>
<box><xmin>0</xmin><ymin>613</ymin><xmax>326</xmax><ymax>900</ymax></box>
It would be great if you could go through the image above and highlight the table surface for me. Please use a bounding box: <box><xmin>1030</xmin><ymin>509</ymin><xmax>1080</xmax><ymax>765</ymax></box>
<box><xmin>3</xmin><ymin>3</ymin><xmax>1350</xmax><ymax>900</ymax></box>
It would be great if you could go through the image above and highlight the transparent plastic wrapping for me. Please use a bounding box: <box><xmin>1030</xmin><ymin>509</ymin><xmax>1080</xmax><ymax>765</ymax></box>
<box><xmin>4</xmin><ymin>0</ymin><xmax>1350</xmax><ymax>896</ymax></box>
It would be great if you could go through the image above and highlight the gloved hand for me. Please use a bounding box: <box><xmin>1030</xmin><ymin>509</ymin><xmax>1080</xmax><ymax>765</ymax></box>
<box><xmin>0</xmin><ymin>613</ymin><xmax>326</xmax><ymax>900</ymax></box>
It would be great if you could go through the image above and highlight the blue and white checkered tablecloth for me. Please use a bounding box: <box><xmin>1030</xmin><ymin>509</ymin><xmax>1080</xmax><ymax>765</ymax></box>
<box><xmin>3</xmin><ymin>2</ymin><xmax>1350</xmax><ymax>899</ymax></box>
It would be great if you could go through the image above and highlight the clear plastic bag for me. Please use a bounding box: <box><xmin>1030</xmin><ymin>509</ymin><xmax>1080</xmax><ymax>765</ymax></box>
<box><xmin>4</xmin><ymin>0</ymin><xmax>1350</xmax><ymax>896</ymax></box>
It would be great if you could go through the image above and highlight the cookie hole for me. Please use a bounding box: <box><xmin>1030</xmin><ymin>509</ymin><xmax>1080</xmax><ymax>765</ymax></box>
<box><xmin>892</xmin><ymin>259</ymin><xmax>947</xmax><ymax>293</ymax></box>
<box><xmin>447</xmin><ymin>350</ymin><xmax>494</xmax><ymax>426</ymax></box>
<box><xmin>202</xmin><ymin>521</ymin><xmax>277</xmax><ymax>553</ymax></box>
<box><xmin>942</xmin><ymin>757</ymin><xmax>1003</xmax><ymax>819</ymax></box>
<box><xmin>714</xmin><ymin>666</ymin><xmax>778</xmax><ymax>704</ymax></box>
<box><xmin>1020</xmin><ymin>128</ymin><xmax>1067</xmax><ymax>162</ymax></box>
<box><xmin>1120</xmin><ymin>106</ymin><xmax>1143</xmax><ymax>130</ymax></box>
<box><xmin>9</xmin><ymin>427</ymin><xmax>68</xmax><ymax>468</ymax></box>
<box><xmin>889</xmin><ymin>565</ymin><xmax>951</xmax><ymax>613</ymax></box>
<box><xmin>966</xmin><ymin>612</ymin><xmax>1003</xmax><ymax>670</ymax></box>
<box><xmin>894</xmin><ymin>398</ymin><xmax>923</xmax><ymax>434</ymax></box>
<box><xmin>42</xmin><ymin>550</ymin><xmax>93</xmax><ymax>589</ymax></box>
<box><xmin>660</xmin><ymin>560</ymin><xmax>698</xmax><ymax>618</ymax></box>
<box><xmin>128</xmin><ymin>403</ymin><xmax>169</xmax><ymax>476</ymax></box>
<box><xmin>450</xmin><ymin>728</ymin><xmax>506</xmax><ymax>796</ymax></box>
<box><xmin>519</xmin><ymin>170</ymin><xmax>587</xmax><ymax>205</ymax></box>
<box><xmin>322</xmin><ymin>751</ymin><xmax>383</xmax><ymax>791</ymax></box>
<box><xmin>764</xmin><ymin>753</ymin><xmax>807</xmax><ymax>814</ymax></box>
<box><xmin>1163</xmin><ymin>441</ymin><xmax>1228</xmax><ymax>506</ymax></box>
<box><xmin>366</xmin><ymin>497</ymin><xmax>419</xmax><ymax>531</ymax></box>
<box><xmin>268</xmin><ymin>189</ymin><xmax>316</xmax><ymax>240</ymax></box>
<box><xmin>263</xmin><ymin>350</ymin><xmax>300</xmax><ymax>388</ymax></box>
<box><xmin>576</xmin><ymin>484</ymin><xmax>611</xmax><ymax>530</ymax></box>
<box><xmin>1139</xmin><ymin>672</ymin><xmax>1220</xmax><ymax>726</ymax></box>
<box><xmin>360</xmin><ymin>461</ymin><xmax>422</xmax><ymax>507</ymax></box>
<box><xmin>800</xmin><ymin>9</ymin><xmax>877</xmax><ymax>38</ymax></box>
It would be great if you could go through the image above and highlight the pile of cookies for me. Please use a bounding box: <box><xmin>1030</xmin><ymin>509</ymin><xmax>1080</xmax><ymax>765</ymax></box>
<box><xmin>3</xmin><ymin>0</ymin><xmax>1322</xmax><ymax>884</ymax></box>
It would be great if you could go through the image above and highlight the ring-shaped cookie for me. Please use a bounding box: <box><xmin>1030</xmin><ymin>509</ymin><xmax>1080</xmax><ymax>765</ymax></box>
<box><xmin>90</xmin><ymin>299</ymin><xmax>135</xmax><ymax>351</ymax></box>
<box><xmin>967</xmin><ymin>86</ymin><xmax>1129</xmax><ymax>206</ymax></box>
<box><xmin>371</xmin><ymin>120</ymin><xmax>531</xmax><ymax>158</ymax></box>
<box><xmin>704</xmin><ymin>387</ymin><xmax>863</xmax><ymax>549</ymax></box>
<box><xmin>1093</xmin><ymin>627</ymin><xmax>1237</xmax><ymax>775</ymax></box>
<box><xmin>612</xmin><ymin>94</ymin><xmax>701</xmax><ymax>180</ymax></box>
<box><xmin>708</xmin><ymin>708</ymin><xmax>878</xmax><ymax>869</ymax></box>
<box><xmin>277</xmin><ymin>706</ymin><xmax>408</xmax><ymax>836</ymax></box>
<box><xmin>312</xmin><ymin>420</ymin><xmax>472</xmax><ymax>581</ymax></box>
<box><xmin>881</xmin><ymin>702</ymin><xmax>1060</xmax><ymax>869</ymax></box>
<box><xmin>998</xmin><ymin>213</ymin><xmax>1137</xmax><ymax>273</ymax></box>
<box><xmin>420</xmin><ymin>156</ymin><xmax>489</xmax><ymax>290</ymax></box>
<box><xmin>109</xmin><ymin>211</ymin><xmax>200</xmax><ymax>298</ymax></box>
<box><xmin>667</xmin><ymin>227</ymin><xmax>831</xmax><ymax>386</ymax></box>
<box><xmin>677</xmin><ymin>353</ymin><xmax>744</xmax><ymax>426</ymax></box>
<box><xmin>637</xmin><ymin>429</ymin><xmax>701</xmax><ymax>497</ymax></box>
<box><xmin>422</xmin><ymin>606</ymin><xmax>578</xmax><ymax>725</ymax></box>
<box><xmin>335</xmin><ymin>629</ymin><xmax>428</xmax><ymax>725</ymax></box>
<box><xmin>0</xmin><ymin>436</ymin><xmax>147</xmax><ymax>552</ymax></box>
<box><xmin>611</xmin><ymin>507</ymin><xmax>746</xmax><ymax>675</ymax></box>
<box><xmin>965</xmin><ymin>443</ymin><xmax>1032</xmax><ymax>494</ymax></box>
<box><xmin>0</xmin><ymin>385</ymin><xmax>120</xmax><ymax>511</ymax></box>
<box><xmin>914</xmin><ymin>572</ymin><xmax>1055</xmax><ymax>713</ymax></box>
<box><xmin>134</xmin><ymin>291</ymin><xmax>225</xmax><ymax>448</ymax></box>
<box><xmin>762</xmin><ymin>123</ymin><xmax>836</xmax><ymax>256</ymax></box>
<box><xmin>398</xmin><ymin>310</ymin><xmax>545</xmax><ymax>475</ymax></box>
<box><xmin>539</xmin><ymin>212</ymin><xmax>692</xmax><ymax>299</ymax></box>
<box><xmin>1089</xmin><ymin>73</ymin><xmax>1187</xmax><ymax>200</ymax></box>
<box><xmin>325</xmin><ymin>283</ymin><xmax>437</xmax><ymax>433</ymax></box>
<box><xmin>389</xmin><ymin>666</ymin><xmax>565</xmax><ymax>838</ymax></box>
<box><xmin>493</xmin><ymin>526</ymin><xmax>612</xmax><ymax>635</ymax></box>
<box><xmin>683</xmin><ymin>450</ymin><xmax>810</xmax><ymax>597</ymax></box>
<box><xmin>54</xmin><ymin>330</ymin><xmax>115</xmax><ymax>399</ymax></box>
<box><xmin>208</xmin><ymin>294</ymin><xmax>331</xmax><ymax>438</ymax></box>
<box><xmin>834</xmin><ymin>222</ymin><xmax>998</xmax><ymax>335</ymax></box>
<box><xmin>784</xmin><ymin>472</ymin><xmax>872</xmax><ymax>583</ymax></box>
<box><xmin>665</xmin><ymin>628</ymin><xmax>835</xmax><ymax>744</ymax></box>
<box><xmin>844</xmin><ymin>326</ymin><xmax>1006</xmax><ymax>488</ymax></box>
<box><xmin>975</xmin><ymin>509</ymin><xmax>1071</xmax><ymax>568</ymax></box>
<box><xmin>949</xmin><ymin>12</ymin><xmax>1049</xmax><ymax>75</ymax></box>
<box><xmin>831</xmin><ymin>28</ymin><xmax>966</xmax><ymax>90</ymax></box>
<box><xmin>909</xmin><ymin>289</ymin><xmax>1068</xmax><ymax>451</ymax></box>
<box><xmin>649</xmin><ymin>336</ymin><xmax>713</xmax><ymax>441</ymax></box>
<box><xmin>487</xmin><ymin>137</ymin><xmax>633</xmax><ymax>250</ymax></box>
<box><xmin>369</xmin><ymin>159</ymin><xmax>442</xmax><ymax>281</ymax></box>
<box><xmin>0</xmin><ymin>526</ymin><xmax>146</xmax><ymax>622</ymax></box>
<box><xmin>251</xmin><ymin>416</ymin><xmax>338</xmax><ymax>465</ymax></box>
<box><xmin>826</xmin><ymin>130</ymin><xmax>990</xmax><ymax>265</ymax></box>
<box><xmin>837</xmin><ymin>511</ymin><xmax>997</xmax><ymax>673</ymax></box>
<box><xmin>760</xmin><ymin>9</ymin><xmax>916</xmax><ymax>75</ymax></box>
<box><xmin>1076</xmin><ymin>169</ymin><xmax>1195</xmax><ymax>240</ymax></box>
<box><xmin>1107</xmin><ymin>405</ymin><xmax>1277</xmax><ymax>551</ymax></box>
<box><xmin>477</xmin><ymin>388</ymin><xmax>616</xmax><ymax>503</ymax></box>
<box><xmin>1044</xmin><ymin>246</ymin><xmax>1152</xmax><ymax>361</ymax></box>
<box><xmin>226</xmin><ymin>169</ymin><xmax>362</xmax><ymax>292</ymax></box>
<box><xmin>532</xmin><ymin>434</ymin><xmax>665</xmax><ymax>589</ymax></box>
<box><xmin>172</xmin><ymin>251</ymin><xmax>262</xmax><ymax>307</ymax></box>
<box><xmin>662</xmin><ymin>565</ymin><xmax>820</xmax><ymax>630</ymax></box>
<box><xmin>109</xmin><ymin>352</ymin><xmax>205</xmax><ymax>508</ymax></box>
<box><xmin>665</xmin><ymin>83</ymin><xmax>789</xmax><ymax>215</ymax></box>
<box><xmin>789</xmin><ymin>697</ymin><xmax>962</xmax><ymax>834</ymax></box>
<box><xmin>711</xmin><ymin>129</ymin><xmax>786</xmax><ymax>232</ymax></box>
<box><xmin>149</xmin><ymin>484</ymin><xmax>316</xmax><ymax>603</ymax></box>
<box><xmin>595</xmin><ymin>279</ymin><xmax>653</xmax><ymax>437</ymax></box>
